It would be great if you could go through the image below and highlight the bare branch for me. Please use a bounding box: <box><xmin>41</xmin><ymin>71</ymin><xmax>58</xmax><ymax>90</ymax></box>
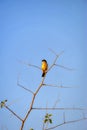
<box><xmin>48</xmin><ymin>51</ymin><xmax>64</xmax><ymax>72</ymax></box>
<box><xmin>54</xmin><ymin>64</ymin><xmax>75</xmax><ymax>71</ymax></box>
<box><xmin>63</xmin><ymin>112</ymin><xmax>66</xmax><ymax>123</ymax></box>
<box><xmin>43</xmin><ymin>83</ymin><xmax>78</xmax><ymax>88</ymax></box>
<box><xmin>48</xmin><ymin>48</ymin><xmax>58</xmax><ymax>56</ymax></box>
<box><xmin>18</xmin><ymin>59</ymin><xmax>41</xmax><ymax>70</ymax></box>
<box><xmin>48</xmin><ymin>49</ymin><xmax>74</xmax><ymax>71</ymax></box>
<box><xmin>27</xmin><ymin>63</ymin><xmax>41</xmax><ymax>70</ymax></box>
<box><xmin>17</xmin><ymin>74</ymin><xmax>34</xmax><ymax>95</ymax></box>
<box><xmin>53</xmin><ymin>97</ymin><xmax>60</xmax><ymax>108</ymax></box>
<box><xmin>48</xmin><ymin>48</ymin><xmax>64</xmax><ymax>57</ymax></box>
<box><xmin>5</xmin><ymin>105</ymin><xmax>23</xmax><ymax>122</ymax></box>
<box><xmin>7</xmin><ymin>98</ymin><xmax>24</xmax><ymax>107</ymax></box>
<box><xmin>32</xmin><ymin>107</ymin><xmax>87</xmax><ymax>111</ymax></box>
<box><xmin>17</xmin><ymin>82</ymin><xmax>34</xmax><ymax>95</ymax></box>
<box><xmin>20</xmin><ymin>76</ymin><xmax>46</xmax><ymax>130</ymax></box>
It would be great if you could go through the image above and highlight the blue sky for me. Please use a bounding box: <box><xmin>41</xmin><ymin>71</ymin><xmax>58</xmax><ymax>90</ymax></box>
<box><xmin>0</xmin><ymin>0</ymin><xmax>87</xmax><ymax>130</ymax></box>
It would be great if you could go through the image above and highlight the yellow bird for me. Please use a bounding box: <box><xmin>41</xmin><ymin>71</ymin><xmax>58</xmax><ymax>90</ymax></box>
<box><xmin>41</xmin><ymin>59</ymin><xmax>48</xmax><ymax>77</ymax></box>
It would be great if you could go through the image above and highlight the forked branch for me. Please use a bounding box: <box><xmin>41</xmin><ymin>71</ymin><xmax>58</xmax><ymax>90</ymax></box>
<box><xmin>20</xmin><ymin>76</ymin><xmax>46</xmax><ymax>130</ymax></box>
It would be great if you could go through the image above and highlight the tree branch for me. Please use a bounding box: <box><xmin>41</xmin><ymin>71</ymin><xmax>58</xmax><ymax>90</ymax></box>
<box><xmin>20</xmin><ymin>76</ymin><xmax>46</xmax><ymax>130</ymax></box>
<box><xmin>52</xmin><ymin>97</ymin><xmax>60</xmax><ymax>109</ymax></box>
<box><xmin>18</xmin><ymin>60</ymin><xmax>41</xmax><ymax>70</ymax></box>
<box><xmin>32</xmin><ymin>107</ymin><xmax>87</xmax><ymax>111</ymax></box>
<box><xmin>48</xmin><ymin>51</ymin><xmax>64</xmax><ymax>72</ymax></box>
<box><xmin>5</xmin><ymin>105</ymin><xmax>23</xmax><ymax>122</ymax></box>
<box><xmin>43</xmin><ymin>83</ymin><xmax>78</xmax><ymax>88</ymax></box>
<box><xmin>54</xmin><ymin>64</ymin><xmax>75</xmax><ymax>71</ymax></box>
<box><xmin>17</xmin><ymin>82</ymin><xmax>34</xmax><ymax>95</ymax></box>
<box><xmin>17</xmin><ymin>74</ymin><xmax>34</xmax><ymax>95</ymax></box>
<box><xmin>19</xmin><ymin>50</ymin><xmax>64</xmax><ymax>129</ymax></box>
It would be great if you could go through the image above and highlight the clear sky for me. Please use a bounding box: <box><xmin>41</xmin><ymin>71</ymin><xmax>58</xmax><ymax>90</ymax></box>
<box><xmin>0</xmin><ymin>0</ymin><xmax>87</xmax><ymax>130</ymax></box>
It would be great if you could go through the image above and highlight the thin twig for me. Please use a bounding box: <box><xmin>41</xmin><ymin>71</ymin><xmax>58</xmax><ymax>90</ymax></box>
<box><xmin>5</xmin><ymin>105</ymin><xmax>23</xmax><ymax>122</ymax></box>
<box><xmin>18</xmin><ymin>60</ymin><xmax>41</xmax><ymax>70</ymax></box>
<box><xmin>17</xmin><ymin>75</ymin><xmax>34</xmax><ymax>95</ymax></box>
<box><xmin>43</xmin><ymin>83</ymin><xmax>78</xmax><ymax>88</ymax></box>
<box><xmin>17</xmin><ymin>82</ymin><xmax>34</xmax><ymax>95</ymax></box>
<box><xmin>48</xmin><ymin>48</ymin><xmax>58</xmax><ymax>56</ymax></box>
<box><xmin>63</xmin><ymin>112</ymin><xmax>65</xmax><ymax>123</ymax></box>
<box><xmin>48</xmin><ymin>49</ymin><xmax>75</xmax><ymax>72</ymax></box>
<box><xmin>48</xmin><ymin>48</ymin><xmax>64</xmax><ymax>57</ymax></box>
<box><xmin>54</xmin><ymin>64</ymin><xmax>75</xmax><ymax>71</ymax></box>
<box><xmin>48</xmin><ymin>51</ymin><xmax>64</xmax><ymax>72</ymax></box>
<box><xmin>32</xmin><ymin>107</ymin><xmax>87</xmax><ymax>111</ymax></box>
<box><xmin>53</xmin><ymin>96</ymin><xmax>60</xmax><ymax>108</ymax></box>
<box><xmin>7</xmin><ymin>97</ymin><xmax>24</xmax><ymax>107</ymax></box>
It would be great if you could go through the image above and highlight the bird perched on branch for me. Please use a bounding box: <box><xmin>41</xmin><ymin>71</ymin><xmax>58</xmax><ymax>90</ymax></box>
<box><xmin>41</xmin><ymin>59</ymin><xmax>48</xmax><ymax>77</ymax></box>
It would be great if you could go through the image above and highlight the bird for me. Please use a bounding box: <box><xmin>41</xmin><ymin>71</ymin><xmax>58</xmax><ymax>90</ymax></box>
<box><xmin>41</xmin><ymin>59</ymin><xmax>48</xmax><ymax>77</ymax></box>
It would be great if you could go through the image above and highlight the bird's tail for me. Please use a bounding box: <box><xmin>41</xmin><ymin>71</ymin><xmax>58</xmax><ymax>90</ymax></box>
<box><xmin>42</xmin><ymin>72</ymin><xmax>45</xmax><ymax>77</ymax></box>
